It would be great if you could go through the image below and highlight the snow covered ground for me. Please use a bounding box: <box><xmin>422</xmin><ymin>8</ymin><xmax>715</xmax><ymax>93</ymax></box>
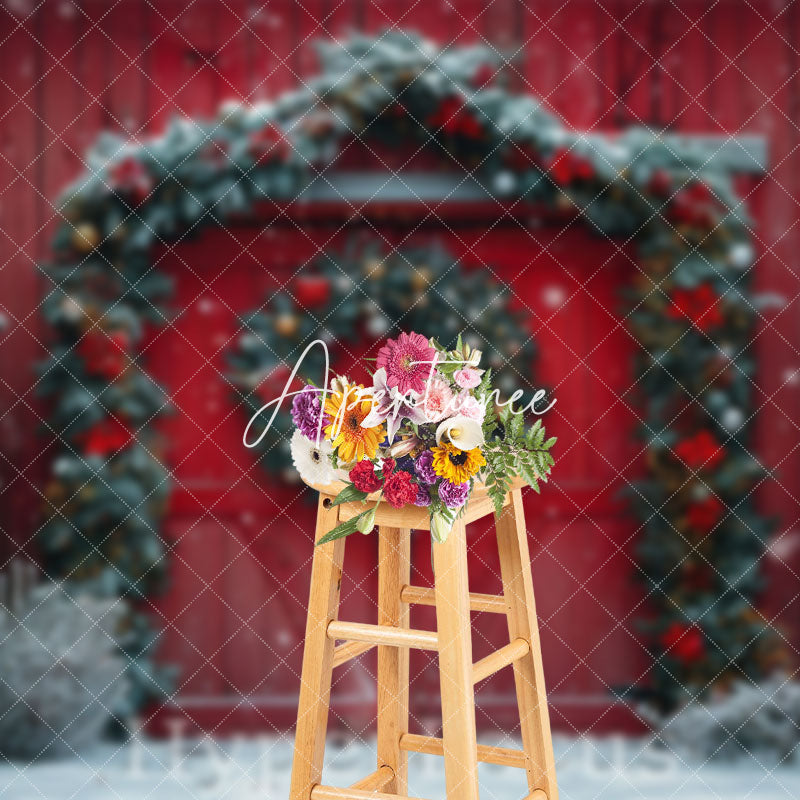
<box><xmin>0</xmin><ymin>733</ymin><xmax>798</xmax><ymax>800</ymax></box>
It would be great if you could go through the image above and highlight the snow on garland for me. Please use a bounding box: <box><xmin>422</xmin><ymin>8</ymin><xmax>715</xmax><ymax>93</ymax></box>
<box><xmin>39</xmin><ymin>30</ymin><xmax>777</xmax><ymax>714</ymax></box>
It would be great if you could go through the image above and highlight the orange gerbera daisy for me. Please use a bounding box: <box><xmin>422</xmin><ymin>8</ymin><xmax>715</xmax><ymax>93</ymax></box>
<box><xmin>324</xmin><ymin>384</ymin><xmax>385</xmax><ymax>463</ymax></box>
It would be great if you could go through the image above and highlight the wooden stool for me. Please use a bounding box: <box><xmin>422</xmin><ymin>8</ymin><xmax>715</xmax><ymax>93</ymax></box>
<box><xmin>289</xmin><ymin>478</ymin><xmax>558</xmax><ymax>800</ymax></box>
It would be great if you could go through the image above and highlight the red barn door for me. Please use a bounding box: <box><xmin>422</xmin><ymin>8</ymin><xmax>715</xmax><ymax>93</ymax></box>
<box><xmin>147</xmin><ymin>220</ymin><xmax>646</xmax><ymax>735</ymax></box>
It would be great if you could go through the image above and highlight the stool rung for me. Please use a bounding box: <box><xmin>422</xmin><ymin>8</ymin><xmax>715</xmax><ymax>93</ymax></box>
<box><xmin>472</xmin><ymin>637</ymin><xmax>530</xmax><ymax>684</ymax></box>
<box><xmin>311</xmin><ymin>786</ymin><xmax>427</xmax><ymax>800</ymax></box>
<box><xmin>400</xmin><ymin>585</ymin><xmax>508</xmax><ymax>615</ymax></box>
<box><xmin>399</xmin><ymin>733</ymin><xmax>528</xmax><ymax>769</ymax></box>
<box><xmin>332</xmin><ymin>640</ymin><xmax>375</xmax><ymax>668</ymax></box>
<box><xmin>526</xmin><ymin>792</ymin><xmax>548</xmax><ymax>800</ymax></box>
<box><xmin>327</xmin><ymin>620</ymin><xmax>438</xmax><ymax>651</ymax></box>
<box><xmin>349</xmin><ymin>765</ymin><xmax>394</xmax><ymax>791</ymax></box>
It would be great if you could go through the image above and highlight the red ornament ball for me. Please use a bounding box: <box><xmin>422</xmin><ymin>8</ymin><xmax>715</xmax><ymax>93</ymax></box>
<box><xmin>686</xmin><ymin>495</ymin><xmax>725</xmax><ymax>534</ymax></box>
<box><xmin>547</xmin><ymin>147</ymin><xmax>595</xmax><ymax>187</ymax></box>
<box><xmin>660</xmin><ymin>622</ymin><xmax>706</xmax><ymax>664</ymax></box>
<box><xmin>646</xmin><ymin>168</ymin><xmax>673</xmax><ymax>197</ymax></box>
<box><xmin>294</xmin><ymin>276</ymin><xmax>331</xmax><ymax>309</ymax></box>
<box><xmin>427</xmin><ymin>96</ymin><xmax>483</xmax><ymax>139</ymax></box>
<box><xmin>77</xmin><ymin>329</ymin><xmax>130</xmax><ymax>380</ymax></box>
<box><xmin>667</xmin><ymin>180</ymin><xmax>718</xmax><ymax>227</ymax></box>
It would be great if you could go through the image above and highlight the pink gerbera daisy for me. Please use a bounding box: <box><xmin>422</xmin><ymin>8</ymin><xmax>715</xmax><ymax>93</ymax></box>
<box><xmin>376</xmin><ymin>332</ymin><xmax>436</xmax><ymax>395</ymax></box>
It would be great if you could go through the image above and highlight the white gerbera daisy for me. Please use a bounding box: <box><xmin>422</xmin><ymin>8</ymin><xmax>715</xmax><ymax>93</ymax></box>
<box><xmin>290</xmin><ymin>429</ymin><xmax>336</xmax><ymax>485</ymax></box>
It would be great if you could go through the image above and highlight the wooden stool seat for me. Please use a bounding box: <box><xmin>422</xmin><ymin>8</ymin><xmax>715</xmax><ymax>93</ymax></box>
<box><xmin>289</xmin><ymin>479</ymin><xmax>559</xmax><ymax>800</ymax></box>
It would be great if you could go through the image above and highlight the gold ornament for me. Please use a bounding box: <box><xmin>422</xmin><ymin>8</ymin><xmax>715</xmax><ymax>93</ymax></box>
<box><xmin>44</xmin><ymin>480</ymin><xmax>66</xmax><ymax>504</ymax></box>
<box><xmin>411</xmin><ymin>266</ymin><xmax>432</xmax><ymax>292</ymax></box>
<box><xmin>363</xmin><ymin>257</ymin><xmax>385</xmax><ymax>279</ymax></box>
<box><xmin>554</xmin><ymin>191</ymin><xmax>574</xmax><ymax>211</ymax></box>
<box><xmin>274</xmin><ymin>313</ymin><xmax>298</xmax><ymax>337</ymax></box>
<box><xmin>72</xmin><ymin>222</ymin><xmax>101</xmax><ymax>253</ymax></box>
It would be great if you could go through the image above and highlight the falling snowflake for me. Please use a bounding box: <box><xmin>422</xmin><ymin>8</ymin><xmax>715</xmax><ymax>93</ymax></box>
<box><xmin>197</xmin><ymin>297</ymin><xmax>217</xmax><ymax>315</ymax></box>
<box><xmin>542</xmin><ymin>285</ymin><xmax>567</xmax><ymax>308</ymax></box>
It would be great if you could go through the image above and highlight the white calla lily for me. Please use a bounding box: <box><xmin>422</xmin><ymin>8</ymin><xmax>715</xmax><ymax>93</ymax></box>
<box><xmin>435</xmin><ymin>415</ymin><xmax>484</xmax><ymax>451</ymax></box>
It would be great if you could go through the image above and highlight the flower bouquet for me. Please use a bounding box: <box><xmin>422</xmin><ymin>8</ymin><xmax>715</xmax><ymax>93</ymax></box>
<box><xmin>289</xmin><ymin>332</ymin><xmax>556</xmax><ymax>544</ymax></box>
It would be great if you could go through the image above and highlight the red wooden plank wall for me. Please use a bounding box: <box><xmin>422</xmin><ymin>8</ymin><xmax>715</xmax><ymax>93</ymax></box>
<box><xmin>1</xmin><ymin>0</ymin><xmax>799</xmax><ymax>736</ymax></box>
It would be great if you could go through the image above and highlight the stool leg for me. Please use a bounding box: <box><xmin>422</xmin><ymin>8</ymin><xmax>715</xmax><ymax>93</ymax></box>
<box><xmin>289</xmin><ymin>497</ymin><xmax>346</xmax><ymax>800</ymax></box>
<box><xmin>376</xmin><ymin>526</ymin><xmax>411</xmax><ymax>794</ymax></box>
<box><xmin>496</xmin><ymin>489</ymin><xmax>559</xmax><ymax>800</ymax></box>
<box><xmin>433</xmin><ymin>518</ymin><xmax>480</xmax><ymax>800</ymax></box>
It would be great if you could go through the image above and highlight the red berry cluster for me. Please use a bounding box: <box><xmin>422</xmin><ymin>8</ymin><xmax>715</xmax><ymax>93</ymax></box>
<box><xmin>427</xmin><ymin>96</ymin><xmax>483</xmax><ymax>139</ymax></box>
<box><xmin>667</xmin><ymin>283</ymin><xmax>724</xmax><ymax>332</ymax></box>
<box><xmin>547</xmin><ymin>146</ymin><xmax>595</xmax><ymax>186</ymax></box>
<box><xmin>109</xmin><ymin>157</ymin><xmax>153</xmax><ymax>206</ymax></box>
<box><xmin>79</xmin><ymin>418</ymin><xmax>134</xmax><ymax>458</ymax></box>
<box><xmin>686</xmin><ymin>495</ymin><xmax>725</xmax><ymax>534</ymax></box>
<box><xmin>674</xmin><ymin>430</ymin><xmax>725</xmax><ymax>471</ymax></box>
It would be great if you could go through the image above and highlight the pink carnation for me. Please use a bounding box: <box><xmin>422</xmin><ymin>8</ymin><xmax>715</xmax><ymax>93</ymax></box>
<box><xmin>453</xmin><ymin>367</ymin><xmax>482</xmax><ymax>389</ymax></box>
<box><xmin>452</xmin><ymin>391</ymin><xmax>486</xmax><ymax>422</ymax></box>
<box><xmin>420</xmin><ymin>375</ymin><xmax>454</xmax><ymax>422</ymax></box>
<box><xmin>376</xmin><ymin>332</ymin><xmax>436</xmax><ymax>395</ymax></box>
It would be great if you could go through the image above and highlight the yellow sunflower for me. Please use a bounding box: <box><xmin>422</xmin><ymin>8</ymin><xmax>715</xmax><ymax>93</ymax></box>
<box><xmin>431</xmin><ymin>442</ymin><xmax>486</xmax><ymax>484</ymax></box>
<box><xmin>324</xmin><ymin>385</ymin><xmax>384</xmax><ymax>463</ymax></box>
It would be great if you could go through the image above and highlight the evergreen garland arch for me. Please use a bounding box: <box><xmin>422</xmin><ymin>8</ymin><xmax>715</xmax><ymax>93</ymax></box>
<box><xmin>227</xmin><ymin>237</ymin><xmax>537</xmax><ymax>479</ymax></box>
<box><xmin>40</xmin><ymin>31</ymin><xmax>775</xmax><ymax>714</ymax></box>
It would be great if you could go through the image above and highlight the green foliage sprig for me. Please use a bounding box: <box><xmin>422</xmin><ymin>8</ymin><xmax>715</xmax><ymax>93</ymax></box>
<box><xmin>482</xmin><ymin>406</ymin><xmax>556</xmax><ymax>516</ymax></box>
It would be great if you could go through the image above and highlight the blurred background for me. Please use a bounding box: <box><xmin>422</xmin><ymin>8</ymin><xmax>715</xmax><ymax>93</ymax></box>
<box><xmin>1</xmin><ymin>0</ymin><xmax>800</xmax><ymax>798</ymax></box>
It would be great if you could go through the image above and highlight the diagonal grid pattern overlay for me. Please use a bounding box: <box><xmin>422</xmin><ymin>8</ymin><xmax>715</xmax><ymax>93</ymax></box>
<box><xmin>0</xmin><ymin>2</ymin><xmax>799</xmax><ymax>800</ymax></box>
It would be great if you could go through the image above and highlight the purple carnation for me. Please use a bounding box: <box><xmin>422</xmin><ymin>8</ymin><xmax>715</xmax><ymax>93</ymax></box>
<box><xmin>413</xmin><ymin>484</ymin><xmax>432</xmax><ymax>507</ymax></box>
<box><xmin>414</xmin><ymin>450</ymin><xmax>437</xmax><ymax>485</ymax></box>
<box><xmin>438</xmin><ymin>479</ymin><xmax>470</xmax><ymax>509</ymax></box>
<box><xmin>291</xmin><ymin>385</ymin><xmax>328</xmax><ymax>441</ymax></box>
